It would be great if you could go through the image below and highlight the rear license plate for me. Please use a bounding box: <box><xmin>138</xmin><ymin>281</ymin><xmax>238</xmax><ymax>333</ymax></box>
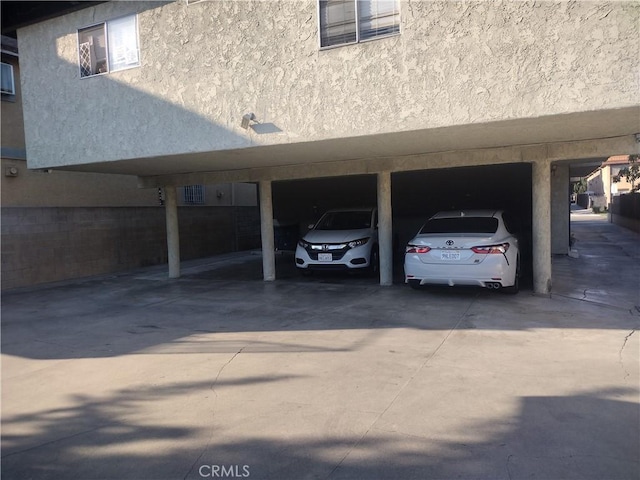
<box><xmin>318</xmin><ymin>253</ymin><xmax>333</xmax><ymax>262</ymax></box>
<box><xmin>441</xmin><ymin>251</ymin><xmax>461</xmax><ymax>260</ymax></box>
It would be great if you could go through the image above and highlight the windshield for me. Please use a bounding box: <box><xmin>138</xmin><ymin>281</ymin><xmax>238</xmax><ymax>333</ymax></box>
<box><xmin>420</xmin><ymin>217</ymin><xmax>498</xmax><ymax>234</ymax></box>
<box><xmin>315</xmin><ymin>211</ymin><xmax>372</xmax><ymax>230</ymax></box>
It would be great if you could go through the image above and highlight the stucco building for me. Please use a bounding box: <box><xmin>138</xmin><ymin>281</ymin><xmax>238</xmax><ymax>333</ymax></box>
<box><xmin>1</xmin><ymin>30</ymin><xmax>258</xmax><ymax>290</ymax></box>
<box><xmin>13</xmin><ymin>0</ymin><xmax>640</xmax><ymax>293</ymax></box>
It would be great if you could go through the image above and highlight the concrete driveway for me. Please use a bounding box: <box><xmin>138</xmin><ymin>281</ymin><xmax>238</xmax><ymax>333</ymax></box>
<box><xmin>2</xmin><ymin>212</ymin><xmax>638</xmax><ymax>480</ymax></box>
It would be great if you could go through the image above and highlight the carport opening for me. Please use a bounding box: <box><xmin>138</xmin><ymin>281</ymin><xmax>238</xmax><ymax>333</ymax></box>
<box><xmin>269</xmin><ymin>166</ymin><xmax>533</xmax><ymax>285</ymax></box>
<box><xmin>392</xmin><ymin>163</ymin><xmax>533</xmax><ymax>284</ymax></box>
<box><xmin>272</xmin><ymin>174</ymin><xmax>378</xmax><ymax>240</ymax></box>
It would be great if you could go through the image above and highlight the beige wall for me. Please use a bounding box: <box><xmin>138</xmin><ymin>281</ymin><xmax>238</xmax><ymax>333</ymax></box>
<box><xmin>1</xmin><ymin>41</ymin><xmax>159</xmax><ymax>207</ymax></box>
<box><xmin>1</xmin><ymin>43</ymin><xmax>255</xmax><ymax>208</ymax></box>
<box><xmin>1</xmin><ymin>158</ymin><xmax>159</xmax><ymax>207</ymax></box>
<box><xmin>1</xmin><ymin>206</ymin><xmax>261</xmax><ymax>290</ymax></box>
<box><xmin>586</xmin><ymin>164</ymin><xmax>633</xmax><ymax>209</ymax></box>
<box><xmin>177</xmin><ymin>183</ymin><xmax>257</xmax><ymax>207</ymax></box>
<box><xmin>17</xmin><ymin>0</ymin><xmax>639</xmax><ymax>170</ymax></box>
<box><xmin>1</xmin><ymin>53</ymin><xmax>25</xmax><ymax>153</ymax></box>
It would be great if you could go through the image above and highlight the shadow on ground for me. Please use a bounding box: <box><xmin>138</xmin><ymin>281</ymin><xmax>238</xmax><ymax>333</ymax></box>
<box><xmin>2</xmin><ymin>384</ymin><xmax>637</xmax><ymax>480</ymax></box>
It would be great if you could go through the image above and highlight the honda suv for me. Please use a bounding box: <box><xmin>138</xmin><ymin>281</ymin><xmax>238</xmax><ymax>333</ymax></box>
<box><xmin>295</xmin><ymin>208</ymin><xmax>379</xmax><ymax>275</ymax></box>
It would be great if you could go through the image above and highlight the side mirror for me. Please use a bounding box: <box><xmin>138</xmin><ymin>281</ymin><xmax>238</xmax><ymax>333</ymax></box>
<box><xmin>308</xmin><ymin>223</ymin><xmax>315</xmax><ymax>230</ymax></box>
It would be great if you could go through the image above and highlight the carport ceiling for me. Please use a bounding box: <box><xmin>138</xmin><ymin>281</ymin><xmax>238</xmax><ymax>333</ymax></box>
<box><xmin>56</xmin><ymin>106</ymin><xmax>639</xmax><ymax>177</ymax></box>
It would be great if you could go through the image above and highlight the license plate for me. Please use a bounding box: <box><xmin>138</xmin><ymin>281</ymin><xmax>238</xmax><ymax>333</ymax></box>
<box><xmin>318</xmin><ymin>253</ymin><xmax>333</xmax><ymax>262</ymax></box>
<box><xmin>441</xmin><ymin>251</ymin><xmax>460</xmax><ymax>261</ymax></box>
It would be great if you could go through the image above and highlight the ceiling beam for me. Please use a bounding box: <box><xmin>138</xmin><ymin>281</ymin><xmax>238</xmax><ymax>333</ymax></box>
<box><xmin>138</xmin><ymin>134</ymin><xmax>639</xmax><ymax>189</ymax></box>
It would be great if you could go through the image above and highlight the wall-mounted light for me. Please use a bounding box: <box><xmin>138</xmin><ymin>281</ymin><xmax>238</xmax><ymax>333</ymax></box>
<box><xmin>241</xmin><ymin>113</ymin><xmax>256</xmax><ymax>130</ymax></box>
<box><xmin>634</xmin><ymin>133</ymin><xmax>640</xmax><ymax>143</ymax></box>
<box><xmin>5</xmin><ymin>166</ymin><xmax>18</xmax><ymax>177</ymax></box>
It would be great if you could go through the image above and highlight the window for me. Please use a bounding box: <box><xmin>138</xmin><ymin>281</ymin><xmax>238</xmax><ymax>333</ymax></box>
<box><xmin>319</xmin><ymin>0</ymin><xmax>400</xmax><ymax>48</ymax></box>
<box><xmin>420</xmin><ymin>218</ymin><xmax>499</xmax><ymax>235</ymax></box>
<box><xmin>1</xmin><ymin>62</ymin><xmax>15</xmax><ymax>95</ymax></box>
<box><xmin>78</xmin><ymin>15</ymin><xmax>139</xmax><ymax>77</ymax></box>
<box><xmin>183</xmin><ymin>185</ymin><xmax>205</xmax><ymax>205</ymax></box>
<box><xmin>315</xmin><ymin>211</ymin><xmax>373</xmax><ymax>230</ymax></box>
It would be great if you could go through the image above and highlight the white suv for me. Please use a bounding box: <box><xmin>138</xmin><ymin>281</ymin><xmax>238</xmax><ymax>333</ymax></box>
<box><xmin>295</xmin><ymin>208</ymin><xmax>379</xmax><ymax>274</ymax></box>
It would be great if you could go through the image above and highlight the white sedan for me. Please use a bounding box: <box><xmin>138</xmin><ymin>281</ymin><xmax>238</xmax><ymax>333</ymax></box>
<box><xmin>404</xmin><ymin>210</ymin><xmax>520</xmax><ymax>293</ymax></box>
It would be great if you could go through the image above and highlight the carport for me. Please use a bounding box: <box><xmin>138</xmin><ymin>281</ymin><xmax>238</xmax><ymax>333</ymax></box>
<box><xmin>137</xmin><ymin>111</ymin><xmax>639</xmax><ymax>295</ymax></box>
<box><xmin>271</xmin><ymin>164</ymin><xmax>533</xmax><ymax>283</ymax></box>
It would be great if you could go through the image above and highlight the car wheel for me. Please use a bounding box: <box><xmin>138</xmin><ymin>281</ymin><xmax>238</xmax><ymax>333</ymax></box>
<box><xmin>502</xmin><ymin>257</ymin><xmax>520</xmax><ymax>294</ymax></box>
<box><xmin>408</xmin><ymin>279</ymin><xmax>423</xmax><ymax>290</ymax></box>
<box><xmin>299</xmin><ymin>269</ymin><xmax>314</xmax><ymax>277</ymax></box>
<box><xmin>367</xmin><ymin>246</ymin><xmax>379</xmax><ymax>277</ymax></box>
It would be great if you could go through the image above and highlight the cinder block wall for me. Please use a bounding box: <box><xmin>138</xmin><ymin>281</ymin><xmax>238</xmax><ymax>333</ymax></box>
<box><xmin>1</xmin><ymin>206</ymin><xmax>260</xmax><ymax>290</ymax></box>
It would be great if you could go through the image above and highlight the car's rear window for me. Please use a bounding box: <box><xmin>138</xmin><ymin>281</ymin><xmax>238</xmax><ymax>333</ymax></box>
<box><xmin>420</xmin><ymin>217</ymin><xmax>498</xmax><ymax>234</ymax></box>
<box><xmin>315</xmin><ymin>211</ymin><xmax>372</xmax><ymax>230</ymax></box>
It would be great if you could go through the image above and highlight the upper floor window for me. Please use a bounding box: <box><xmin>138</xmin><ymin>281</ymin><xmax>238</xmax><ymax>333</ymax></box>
<box><xmin>1</xmin><ymin>62</ymin><xmax>15</xmax><ymax>95</ymax></box>
<box><xmin>78</xmin><ymin>15</ymin><xmax>139</xmax><ymax>78</ymax></box>
<box><xmin>319</xmin><ymin>0</ymin><xmax>400</xmax><ymax>48</ymax></box>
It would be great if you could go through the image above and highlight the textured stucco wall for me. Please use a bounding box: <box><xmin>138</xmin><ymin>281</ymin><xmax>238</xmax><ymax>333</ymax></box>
<box><xmin>18</xmin><ymin>0</ymin><xmax>639</xmax><ymax>169</ymax></box>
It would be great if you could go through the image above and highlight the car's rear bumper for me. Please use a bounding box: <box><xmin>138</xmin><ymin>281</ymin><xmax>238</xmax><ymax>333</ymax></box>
<box><xmin>404</xmin><ymin>256</ymin><xmax>516</xmax><ymax>287</ymax></box>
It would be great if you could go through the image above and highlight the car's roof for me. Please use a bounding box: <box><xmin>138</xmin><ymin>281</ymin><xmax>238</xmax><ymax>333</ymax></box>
<box><xmin>324</xmin><ymin>207</ymin><xmax>376</xmax><ymax>213</ymax></box>
<box><xmin>430</xmin><ymin>210</ymin><xmax>502</xmax><ymax>219</ymax></box>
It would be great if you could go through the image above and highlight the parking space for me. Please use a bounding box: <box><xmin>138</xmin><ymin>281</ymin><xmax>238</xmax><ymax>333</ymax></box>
<box><xmin>272</xmin><ymin>164</ymin><xmax>533</xmax><ymax>284</ymax></box>
<box><xmin>1</xmin><ymin>213</ymin><xmax>638</xmax><ymax>480</ymax></box>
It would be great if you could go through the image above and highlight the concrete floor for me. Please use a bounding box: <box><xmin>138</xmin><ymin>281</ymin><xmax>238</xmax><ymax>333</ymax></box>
<box><xmin>2</xmin><ymin>210</ymin><xmax>639</xmax><ymax>480</ymax></box>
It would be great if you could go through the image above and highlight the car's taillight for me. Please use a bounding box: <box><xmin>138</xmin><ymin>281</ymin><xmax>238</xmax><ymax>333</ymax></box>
<box><xmin>472</xmin><ymin>243</ymin><xmax>510</xmax><ymax>254</ymax></box>
<box><xmin>406</xmin><ymin>245</ymin><xmax>431</xmax><ymax>254</ymax></box>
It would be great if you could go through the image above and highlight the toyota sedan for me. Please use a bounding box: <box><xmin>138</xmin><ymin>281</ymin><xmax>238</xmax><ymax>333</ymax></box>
<box><xmin>404</xmin><ymin>210</ymin><xmax>520</xmax><ymax>293</ymax></box>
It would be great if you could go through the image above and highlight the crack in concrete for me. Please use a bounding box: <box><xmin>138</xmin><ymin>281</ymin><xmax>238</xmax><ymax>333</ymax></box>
<box><xmin>1</xmin><ymin>424</ymin><xmax>107</xmax><ymax>460</ymax></box>
<box><xmin>183</xmin><ymin>346</ymin><xmax>246</xmax><ymax>480</ymax></box>
<box><xmin>324</xmin><ymin>294</ymin><xmax>479</xmax><ymax>480</ymax></box>
<box><xmin>211</xmin><ymin>346</ymin><xmax>246</xmax><ymax>395</ymax></box>
<box><xmin>619</xmin><ymin>330</ymin><xmax>636</xmax><ymax>382</ymax></box>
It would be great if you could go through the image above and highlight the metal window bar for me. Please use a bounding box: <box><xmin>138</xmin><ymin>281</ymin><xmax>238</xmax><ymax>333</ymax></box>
<box><xmin>79</xmin><ymin>41</ymin><xmax>93</xmax><ymax>77</ymax></box>
<box><xmin>183</xmin><ymin>185</ymin><xmax>205</xmax><ymax>205</ymax></box>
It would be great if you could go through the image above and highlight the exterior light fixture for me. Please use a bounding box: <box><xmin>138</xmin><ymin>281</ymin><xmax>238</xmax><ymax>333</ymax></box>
<box><xmin>241</xmin><ymin>113</ymin><xmax>256</xmax><ymax>129</ymax></box>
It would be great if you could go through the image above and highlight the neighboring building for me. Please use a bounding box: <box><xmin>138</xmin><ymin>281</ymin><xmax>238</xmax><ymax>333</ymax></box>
<box><xmin>13</xmin><ymin>0</ymin><xmax>640</xmax><ymax>293</ymax></box>
<box><xmin>1</xmin><ymin>33</ymin><xmax>258</xmax><ymax>290</ymax></box>
<box><xmin>585</xmin><ymin>155</ymin><xmax>635</xmax><ymax>210</ymax></box>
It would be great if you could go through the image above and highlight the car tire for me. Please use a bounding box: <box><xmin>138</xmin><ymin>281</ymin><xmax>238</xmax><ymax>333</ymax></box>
<box><xmin>367</xmin><ymin>246</ymin><xmax>379</xmax><ymax>277</ymax></box>
<box><xmin>299</xmin><ymin>269</ymin><xmax>314</xmax><ymax>277</ymax></box>
<box><xmin>408</xmin><ymin>279</ymin><xmax>423</xmax><ymax>290</ymax></box>
<box><xmin>502</xmin><ymin>257</ymin><xmax>520</xmax><ymax>294</ymax></box>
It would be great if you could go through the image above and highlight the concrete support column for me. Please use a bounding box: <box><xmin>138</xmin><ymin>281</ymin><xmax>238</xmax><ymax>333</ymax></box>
<box><xmin>164</xmin><ymin>186</ymin><xmax>181</xmax><ymax>279</ymax></box>
<box><xmin>532</xmin><ymin>159</ymin><xmax>552</xmax><ymax>294</ymax></box>
<box><xmin>377</xmin><ymin>171</ymin><xmax>393</xmax><ymax>286</ymax></box>
<box><xmin>551</xmin><ymin>164</ymin><xmax>570</xmax><ymax>255</ymax></box>
<box><xmin>259</xmin><ymin>180</ymin><xmax>276</xmax><ymax>281</ymax></box>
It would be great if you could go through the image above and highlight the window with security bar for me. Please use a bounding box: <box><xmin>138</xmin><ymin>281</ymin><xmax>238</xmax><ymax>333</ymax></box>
<box><xmin>1</xmin><ymin>62</ymin><xmax>15</xmax><ymax>96</ymax></box>
<box><xmin>318</xmin><ymin>0</ymin><xmax>400</xmax><ymax>48</ymax></box>
<box><xmin>78</xmin><ymin>15</ymin><xmax>140</xmax><ymax>78</ymax></box>
<box><xmin>182</xmin><ymin>185</ymin><xmax>206</xmax><ymax>205</ymax></box>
